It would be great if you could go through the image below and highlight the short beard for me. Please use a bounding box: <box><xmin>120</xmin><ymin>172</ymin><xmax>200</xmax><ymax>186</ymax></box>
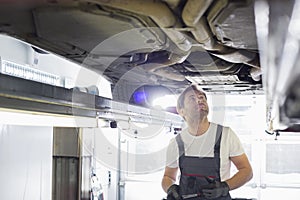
<box><xmin>190</xmin><ymin>110</ymin><xmax>208</xmax><ymax>123</ymax></box>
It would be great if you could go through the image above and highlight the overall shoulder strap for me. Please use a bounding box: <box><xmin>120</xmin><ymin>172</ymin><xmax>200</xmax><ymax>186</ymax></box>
<box><xmin>175</xmin><ymin>134</ymin><xmax>185</xmax><ymax>157</ymax></box>
<box><xmin>214</xmin><ymin>124</ymin><xmax>223</xmax><ymax>158</ymax></box>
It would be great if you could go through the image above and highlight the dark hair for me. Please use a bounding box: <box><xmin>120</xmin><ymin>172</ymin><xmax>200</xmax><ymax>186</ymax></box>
<box><xmin>176</xmin><ymin>84</ymin><xmax>207</xmax><ymax>112</ymax></box>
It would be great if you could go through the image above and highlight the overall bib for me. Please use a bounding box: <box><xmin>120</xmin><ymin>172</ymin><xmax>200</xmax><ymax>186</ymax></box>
<box><xmin>175</xmin><ymin>124</ymin><xmax>231</xmax><ymax>200</ymax></box>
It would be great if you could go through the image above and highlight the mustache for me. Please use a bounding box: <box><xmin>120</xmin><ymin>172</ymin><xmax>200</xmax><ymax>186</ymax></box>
<box><xmin>198</xmin><ymin>103</ymin><xmax>207</xmax><ymax>107</ymax></box>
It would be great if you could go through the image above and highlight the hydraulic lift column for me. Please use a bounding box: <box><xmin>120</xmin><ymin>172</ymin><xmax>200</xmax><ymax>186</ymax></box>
<box><xmin>52</xmin><ymin>127</ymin><xmax>81</xmax><ymax>200</ymax></box>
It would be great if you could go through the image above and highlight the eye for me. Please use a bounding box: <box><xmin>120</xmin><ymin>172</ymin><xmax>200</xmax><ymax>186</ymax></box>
<box><xmin>188</xmin><ymin>96</ymin><xmax>197</xmax><ymax>102</ymax></box>
<box><xmin>199</xmin><ymin>95</ymin><xmax>205</xmax><ymax>100</ymax></box>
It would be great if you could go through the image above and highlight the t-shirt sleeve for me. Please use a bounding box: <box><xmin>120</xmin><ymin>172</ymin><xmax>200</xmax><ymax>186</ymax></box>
<box><xmin>166</xmin><ymin>137</ymin><xmax>179</xmax><ymax>168</ymax></box>
<box><xmin>228</xmin><ymin>127</ymin><xmax>245</xmax><ymax>157</ymax></box>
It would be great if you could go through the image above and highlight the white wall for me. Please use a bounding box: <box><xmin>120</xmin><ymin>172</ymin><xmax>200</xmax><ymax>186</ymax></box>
<box><xmin>0</xmin><ymin>124</ymin><xmax>53</xmax><ymax>200</ymax></box>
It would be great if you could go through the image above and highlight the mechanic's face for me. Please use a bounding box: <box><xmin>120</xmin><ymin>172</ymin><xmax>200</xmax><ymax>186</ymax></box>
<box><xmin>180</xmin><ymin>90</ymin><xmax>209</xmax><ymax>121</ymax></box>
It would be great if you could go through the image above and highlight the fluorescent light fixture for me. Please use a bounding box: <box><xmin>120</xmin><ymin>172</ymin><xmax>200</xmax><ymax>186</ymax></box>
<box><xmin>186</xmin><ymin>75</ymin><xmax>239</xmax><ymax>84</ymax></box>
<box><xmin>0</xmin><ymin>58</ymin><xmax>60</xmax><ymax>86</ymax></box>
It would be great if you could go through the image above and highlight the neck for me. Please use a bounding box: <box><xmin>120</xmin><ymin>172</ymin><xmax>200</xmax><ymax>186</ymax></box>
<box><xmin>187</xmin><ymin>117</ymin><xmax>210</xmax><ymax>136</ymax></box>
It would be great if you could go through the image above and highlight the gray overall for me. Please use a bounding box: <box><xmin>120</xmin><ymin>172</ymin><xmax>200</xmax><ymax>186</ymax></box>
<box><xmin>175</xmin><ymin>124</ymin><xmax>232</xmax><ymax>200</ymax></box>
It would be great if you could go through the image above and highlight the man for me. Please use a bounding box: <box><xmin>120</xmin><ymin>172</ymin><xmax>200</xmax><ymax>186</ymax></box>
<box><xmin>161</xmin><ymin>85</ymin><xmax>253</xmax><ymax>200</ymax></box>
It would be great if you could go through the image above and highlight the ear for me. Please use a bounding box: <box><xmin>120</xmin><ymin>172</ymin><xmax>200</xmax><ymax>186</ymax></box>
<box><xmin>177</xmin><ymin>107</ymin><xmax>185</xmax><ymax>117</ymax></box>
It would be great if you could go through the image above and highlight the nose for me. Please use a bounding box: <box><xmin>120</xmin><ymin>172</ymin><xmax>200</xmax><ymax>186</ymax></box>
<box><xmin>197</xmin><ymin>96</ymin><xmax>205</xmax><ymax>103</ymax></box>
<box><xmin>197</xmin><ymin>98</ymin><xmax>202</xmax><ymax>104</ymax></box>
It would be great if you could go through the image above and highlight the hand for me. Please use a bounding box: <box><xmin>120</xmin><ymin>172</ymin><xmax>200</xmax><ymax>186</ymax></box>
<box><xmin>202</xmin><ymin>181</ymin><xmax>230</xmax><ymax>199</ymax></box>
<box><xmin>167</xmin><ymin>184</ymin><xmax>182</xmax><ymax>200</ymax></box>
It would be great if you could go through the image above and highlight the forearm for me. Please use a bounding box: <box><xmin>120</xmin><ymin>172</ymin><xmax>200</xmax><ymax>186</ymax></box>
<box><xmin>226</xmin><ymin>167</ymin><xmax>253</xmax><ymax>190</ymax></box>
<box><xmin>162</xmin><ymin>175</ymin><xmax>176</xmax><ymax>193</ymax></box>
<box><xmin>162</xmin><ymin>167</ymin><xmax>178</xmax><ymax>193</ymax></box>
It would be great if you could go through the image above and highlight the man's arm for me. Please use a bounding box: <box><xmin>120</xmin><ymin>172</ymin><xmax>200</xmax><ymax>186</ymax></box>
<box><xmin>161</xmin><ymin>166</ymin><xmax>178</xmax><ymax>193</ymax></box>
<box><xmin>226</xmin><ymin>153</ymin><xmax>253</xmax><ymax>190</ymax></box>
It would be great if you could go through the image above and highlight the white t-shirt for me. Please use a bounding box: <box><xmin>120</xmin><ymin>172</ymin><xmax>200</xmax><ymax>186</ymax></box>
<box><xmin>166</xmin><ymin>122</ymin><xmax>244</xmax><ymax>181</ymax></box>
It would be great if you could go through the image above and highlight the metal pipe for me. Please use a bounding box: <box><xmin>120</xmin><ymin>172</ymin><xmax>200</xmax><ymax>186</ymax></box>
<box><xmin>182</xmin><ymin>0</ymin><xmax>214</xmax><ymax>27</ymax></box>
